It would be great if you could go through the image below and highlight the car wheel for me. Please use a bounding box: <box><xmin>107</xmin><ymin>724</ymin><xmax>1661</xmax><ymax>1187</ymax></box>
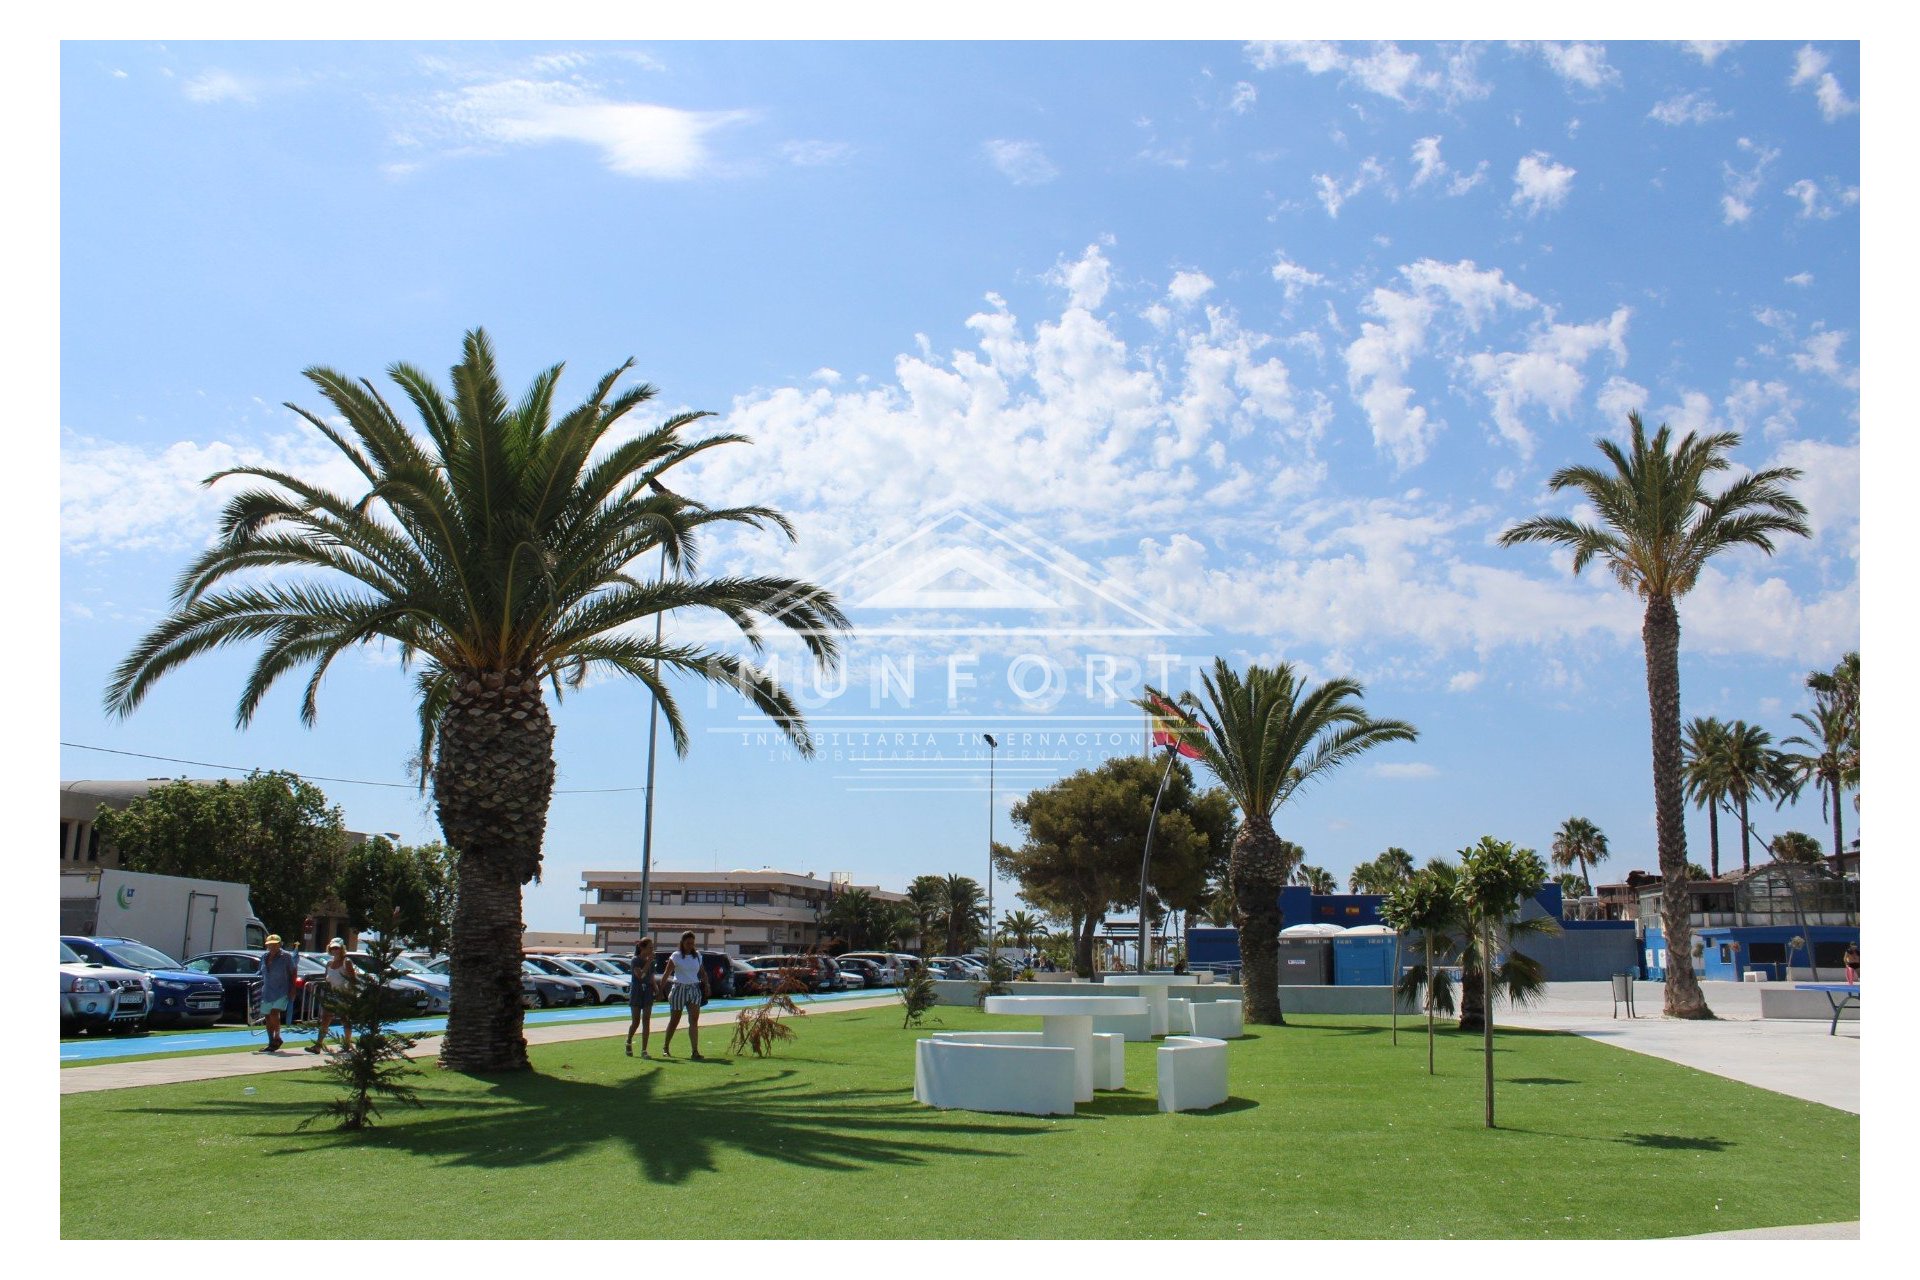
<box><xmin>536</xmin><ymin>990</ymin><xmax>552</xmax><ymax>1008</ymax></box>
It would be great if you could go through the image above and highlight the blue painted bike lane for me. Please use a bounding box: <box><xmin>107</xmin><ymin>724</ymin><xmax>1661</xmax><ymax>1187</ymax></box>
<box><xmin>60</xmin><ymin>988</ymin><xmax>893</xmax><ymax>1064</ymax></box>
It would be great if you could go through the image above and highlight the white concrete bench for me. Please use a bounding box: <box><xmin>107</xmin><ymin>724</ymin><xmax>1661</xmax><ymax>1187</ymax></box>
<box><xmin>928</xmin><ymin>1031</ymin><xmax>1126</xmax><ymax>1092</ymax></box>
<box><xmin>1156</xmin><ymin>1035</ymin><xmax>1229</xmax><ymax>1113</ymax></box>
<box><xmin>1166</xmin><ymin>998</ymin><xmax>1194</xmax><ymax>1035</ymax></box>
<box><xmin>914</xmin><ymin>1036</ymin><xmax>1076</xmax><ymax>1115</ymax></box>
<box><xmin>1090</xmin><ymin>1008</ymin><xmax>1155</xmax><ymax>1041</ymax></box>
<box><xmin>1190</xmin><ymin>998</ymin><xmax>1244</xmax><ymax>1039</ymax></box>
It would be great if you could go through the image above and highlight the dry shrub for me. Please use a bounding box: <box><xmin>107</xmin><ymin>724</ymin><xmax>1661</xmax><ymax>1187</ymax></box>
<box><xmin>730</xmin><ymin>963</ymin><xmax>809</xmax><ymax>1057</ymax></box>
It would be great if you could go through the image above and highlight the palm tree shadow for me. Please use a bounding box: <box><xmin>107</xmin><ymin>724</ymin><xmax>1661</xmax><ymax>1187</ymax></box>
<box><xmin>1617</xmin><ymin>1132</ymin><xmax>1734</xmax><ymax>1152</ymax></box>
<box><xmin>132</xmin><ymin>1068</ymin><xmax>1050</xmax><ymax>1184</ymax></box>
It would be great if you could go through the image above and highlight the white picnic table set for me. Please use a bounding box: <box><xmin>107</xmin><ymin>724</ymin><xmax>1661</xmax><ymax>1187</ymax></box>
<box><xmin>912</xmin><ymin>977</ymin><xmax>1246</xmax><ymax>1117</ymax></box>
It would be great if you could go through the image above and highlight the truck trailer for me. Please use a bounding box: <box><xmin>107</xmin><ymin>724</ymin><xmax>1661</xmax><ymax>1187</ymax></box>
<box><xmin>60</xmin><ymin>868</ymin><xmax>267</xmax><ymax>959</ymax></box>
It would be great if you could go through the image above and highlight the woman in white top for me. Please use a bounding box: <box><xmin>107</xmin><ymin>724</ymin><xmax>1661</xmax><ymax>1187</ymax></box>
<box><xmin>306</xmin><ymin>938</ymin><xmax>356</xmax><ymax>1055</ymax></box>
<box><xmin>660</xmin><ymin>931</ymin><xmax>711</xmax><ymax>1060</ymax></box>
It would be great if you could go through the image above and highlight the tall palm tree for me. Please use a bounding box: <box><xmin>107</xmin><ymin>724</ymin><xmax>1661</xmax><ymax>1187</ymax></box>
<box><xmin>1294</xmin><ymin>865</ymin><xmax>1338</xmax><ymax>895</ymax></box>
<box><xmin>940</xmin><ymin>874</ymin><xmax>987</xmax><ymax>956</ymax></box>
<box><xmin>1719</xmin><ymin>720</ymin><xmax>1786</xmax><ymax>875</ymax></box>
<box><xmin>1498</xmin><ymin>413</ymin><xmax>1809</xmax><ymax>1018</ymax></box>
<box><xmin>1784</xmin><ymin>701</ymin><xmax>1852</xmax><ymax>872</ymax></box>
<box><xmin>1549</xmin><ymin>816</ymin><xmax>1609</xmax><ymax>894</ymax></box>
<box><xmin>821</xmin><ymin>887</ymin><xmax>875</xmax><ymax>950</ymax></box>
<box><xmin>1806</xmin><ymin>651</ymin><xmax>1860</xmax><ymax>798</ymax></box>
<box><xmin>1140</xmin><ymin>659</ymin><xmax>1416</xmax><ymax>1025</ymax></box>
<box><xmin>1681</xmin><ymin>717</ymin><xmax>1732</xmax><ymax>878</ymax></box>
<box><xmin>905</xmin><ymin>876</ymin><xmax>947</xmax><ymax>956</ymax></box>
<box><xmin>105</xmin><ymin>330</ymin><xmax>848</xmax><ymax>1072</ymax></box>
<box><xmin>999</xmin><ymin>910</ymin><xmax>1047</xmax><ymax>951</ymax></box>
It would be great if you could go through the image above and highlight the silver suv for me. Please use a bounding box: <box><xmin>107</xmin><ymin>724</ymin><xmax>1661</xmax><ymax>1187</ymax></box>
<box><xmin>60</xmin><ymin>940</ymin><xmax>151</xmax><ymax>1035</ymax></box>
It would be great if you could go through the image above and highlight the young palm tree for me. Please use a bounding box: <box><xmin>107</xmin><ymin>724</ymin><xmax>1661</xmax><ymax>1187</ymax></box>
<box><xmin>1498</xmin><ymin>413</ymin><xmax>1809</xmax><ymax>1018</ymax></box>
<box><xmin>105</xmin><ymin>330</ymin><xmax>848</xmax><ymax>1072</ymax></box>
<box><xmin>1681</xmin><ymin>717</ymin><xmax>1732</xmax><ymax>878</ymax></box>
<box><xmin>1548</xmin><ymin>816</ymin><xmax>1609</xmax><ymax>894</ymax></box>
<box><xmin>1140</xmin><ymin>659</ymin><xmax>1416</xmax><ymax>1025</ymax></box>
<box><xmin>999</xmin><ymin>910</ymin><xmax>1047</xmax><ymax>952</ymax></box>
<box><xmin>1719</xmin><ymin>719</ymin><xmax>1786</xmax><ymax>874</ymax></box>
<box><xmin>1382</xmin><ymin>867</ymin><xmax>1457</xmax><ymax>1074</ymax></box>
<box><xmin>1784</xmin><ymin>702</ymin><xmax>1852</xmax><ymax>872</ymax></box>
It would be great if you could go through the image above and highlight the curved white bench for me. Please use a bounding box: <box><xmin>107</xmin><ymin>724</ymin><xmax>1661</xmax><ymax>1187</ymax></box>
<box><xmin>914</xmin><ymin>1037</ymin><xmax>1076</xmax><ymax>1115</ymax></box>
<box><xmin>1190</xmin><ymin>999</ymin><xmax>1244</xmax><ymax>1039</ymax></box>
<box><xmin>1156</xmin><ymin>1035</ymin><xmax>1229</xmax><ymax>1112</ymax></box>
<box><xmin>1166</xmin><ymin>998</ymin><xmax>1194</xmax><ymax>1035</ymax></box>
<box><xmin>929</xmin><ymin>1030</ymin><xmax>1126</xmax><ymax>1092</ymax></box>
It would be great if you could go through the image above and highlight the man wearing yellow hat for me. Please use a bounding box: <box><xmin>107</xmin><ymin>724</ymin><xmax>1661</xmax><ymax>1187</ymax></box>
<box><xmin>257</xmin><ymin>934</ymin><xmax>299</xmax><ymax>1053</ymax></box>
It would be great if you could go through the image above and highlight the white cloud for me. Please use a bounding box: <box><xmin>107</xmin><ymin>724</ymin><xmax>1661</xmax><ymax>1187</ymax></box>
<box><xmin>1596</xmin><ymin>376</ymin><xmax>1648</xmax><ymax>425</ymax></box>
<box><xmin>1785</xmin><ymin>271</ymin><xmax>1814</xmax><ymax>287</ymax></box>
<box><xmin>1229</xmin><ymin>82</ymin><xmax>1257</xmax><ymax>114</ymax></box>
<box><xmin>1785</xmin><ymin>178</ymin><xmax>1859</xmax><ymax>220</ymax></box>
<box><xmin>1401</xmin><ymin>259</ymin><xmax>1533</xmax><ymax>330</ymax></box>
<box><xmin>1720</xmin><ymin>137</ymin><xmax>1779</xmax><ymax>224</ymax></box>
<box><xmin>1410</xmin><ymin>136</ymin><xmax>1485</xmax><ymax>194</ymax></box>
<box><xmin>1313</xmin><ymin>158</ymin><xmax>1388</xmax><ymax>217</ymax></box>
<box><xmin>782</xmin><ymin>140</ymin><xmax>853</xmax><ymax>166</ymax></box>
<box><xmin>983</xmin><ymin>139</ymin><xmax>1058</xmax><ymax>185</ymax></box>
<box><xmin>809</xmin><ymin>367</ymin><xmax>842</xmax><ymax>385</ymax></box>
<box><xmin>1537</xmin><ymin>42</ymin><xmax>1620</xmax><ymax>91</ymax></box>
<box><xmin>423</xmin><ymin>79</ymin><xmax>751</xmax><ymax>179</ymax></box>
<box><xmin>183</xmin><ymin>70</ymin><xmax>253</xmax><ymax>104</ymax></box>
<box><xmin>1168</xmin><ymin>271</ymin><xmax>1215</xmax><ymax>307</ymax></box>
<box><xmin>1446</xmin><ymin>670</ymin><xmax>1483</xmax><ymax>693</ymax></box>
<box><xmin>1464</xmin><ymin>309</ymin><xmax>1631</xmax><ymax>456</ymax></box>
<box><xmin>1245</xmin><ymin>40</ymin><xmax>1467</xmax><ymax>106</ymax></box>
<box><xmin>1790</xmin><ymin>45</ymin><xmax>1856</xmax><ymax>122</ymax></box>
<box><xmin>1371</xmin><ymin>762</ymin><xmax>1439</xmax><ymax>779</ymax></box>
<box><xmin>1767</xmin><ymin>437</ymin><xmax>1859</xmax><ymax>547</ymax></box>
<box><xmin>1683</xmin><ymin>41</ymin><xmax>1738</xmax><ymax>66</ymax></box>
<box><xmin>1511</xmin><ymin>152</ymin><xmax>1576</xmax><ymax>215</ymax></box>
<box><xmin>1724</xmin><ymin>379</ymin><xmax>1800</xmax><ymax>441</ymax></box>
<box><xmin>1270</xmin><ymin>253</ymin><xmax>1327</xmax><ymax>301</ymax></box>
<box><xmin>1047</xmin><ymin>244</ymin><xmax>1113</xmax><ymax>311</ymax></box>
<box><xmin>1791</xmin><ymin>330</ymin><xmax>1858</xmax><ymax>387</ymax></box>
<box><xmin>1648</xmin><ymin>92</ymin><xmax>1728</xmax><ymax>126</ymax></box>
<box><xmin>1344</xmin><ymin>287</ymin><xmax>1438</xmax><ymax>468</ymax></box>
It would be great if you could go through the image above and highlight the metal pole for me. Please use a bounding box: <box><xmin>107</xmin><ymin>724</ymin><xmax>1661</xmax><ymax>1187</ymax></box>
<box><xmin>637</xmin><ymin>543</ymin><xmax>667</xmax><ymax>946</ymax></box>
<box><xmin>983</xmin><ymin>734</ymin><xmax>998</xmax><ymax>965</ymax></box>
<box><xmin>1138</xmin><ymin>745</ymin><xmax>1179</xmax><ymax>974</ymax></box>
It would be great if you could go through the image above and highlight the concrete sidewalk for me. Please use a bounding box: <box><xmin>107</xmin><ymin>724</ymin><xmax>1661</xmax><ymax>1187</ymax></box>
<box><xmin>1495</xmin><ymin>981</ymin><xmax>1858</xmax><ymax>1114</ymax></box>
<box><xmin>60</xmin><ymin>994</ymin><xmax>904</xmax><ymax>1095</ymax></box>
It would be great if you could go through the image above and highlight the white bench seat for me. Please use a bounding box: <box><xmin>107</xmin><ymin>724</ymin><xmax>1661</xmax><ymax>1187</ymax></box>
<box><xmin>1190</xmin><ymin>999</ymin><xmax>1244</xmax><ymax>1039</ymax></box>
<box><xmin>1166</xmin><ymin>998</ymin><xmax>1194</xmax><ymax>1035</ymax></box>
<box><xmin>1156</xmin><ymin>1035</ymin><xmax>1229</xmax><ymax>1112</ymax></box>
<box><xmin>914</xmin><ymin>1037</ymin><xmax>1076</xmax><ymax>1116</ymax></box>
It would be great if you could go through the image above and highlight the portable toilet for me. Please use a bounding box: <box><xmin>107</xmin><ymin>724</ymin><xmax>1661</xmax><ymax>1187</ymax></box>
<box><xmin>1333</xmin><ymin>925</ymin><xmax>1397</xmax><ymax>986</ymax></box>
<box><xmin>1276</xmin><ymin>924</ymin><xmax>1338</xmax><ymax>985</ymax></box>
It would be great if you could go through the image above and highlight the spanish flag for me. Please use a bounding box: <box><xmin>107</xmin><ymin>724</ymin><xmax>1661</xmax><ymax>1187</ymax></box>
<box><xmin>1147</xmin><ymin>696</ymin><xmax>1206</xmax><ymax>760</ymax></box>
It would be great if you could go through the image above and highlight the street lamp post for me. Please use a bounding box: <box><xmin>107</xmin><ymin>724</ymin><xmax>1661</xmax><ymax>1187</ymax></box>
<box><xmin>1138</xmin><ymin>743</ymin><xmax>1180</xmax><ymax>973</ymax></box>
<box><xmin>983</xmin><ymin>733</ymin><xmax>999</xmax><ymax>965</ymax></box>
<box><xmin>636</xmin><ymin>542</ymin><xmax>668</xmax><ymax>948</ymax></box>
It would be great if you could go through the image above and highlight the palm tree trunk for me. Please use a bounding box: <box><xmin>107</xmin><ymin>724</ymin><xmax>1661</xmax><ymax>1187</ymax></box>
<box><xmin>1481</xmin><ymin>919</ymin><xmax>1496</xmax><ymax>1128</ymax></box>
<box><xmin>1735</xmin><ymin>796</ymin><xmax>1750</xmax><ymax>874</ymax></box>
<box><xmin>1829</xmin><ymin>780</ymin><xmax>1845</xmax><ymax>873</ymax></box>
<box><xmin>1578</xmin><ymin>853</ymin><xmax>1592</xmax><ymax>895</ymax></box>
<box><xmin>434</xmin><ymin>669</ymin><xmax>557</xmax><ymax>1073</ymax></box>
<box><xmin>1708</xmin><ymin>805</ymin><xmax>1722</xmax><ymax>879</ymax></box>
<box><xmin>1424</xmin><ymin>935</ymin><xmax>1435</xmax><ymax>1075</ymax></box>
<box><xmin>1231</xmin><ymin>814</ymin><xmax>1295</xmax><ymax>1025</ymax></box>
<box><xmin>1643</xmin><ymin>595</ymin><xmax>1711</xmax><ymax>1019</ymax></box>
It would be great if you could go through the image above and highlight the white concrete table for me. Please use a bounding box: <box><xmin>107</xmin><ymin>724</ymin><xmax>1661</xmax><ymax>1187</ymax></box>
<box><xmin>982</xmin><ymin>994</ymin><xmax>1149</xmax><ymax>1101</ymax></box>
<box><xmin>1098</xmin><ymin>975</ymin><xmax>1205</xmax><ymax>1036</ymax></box>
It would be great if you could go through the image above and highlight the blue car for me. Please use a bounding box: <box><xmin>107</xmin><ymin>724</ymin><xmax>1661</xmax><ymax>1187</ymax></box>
<box><xmin>63</xmin><ymin>936</ymin><xmax>227</xmax><ymax>1028</ymax></box>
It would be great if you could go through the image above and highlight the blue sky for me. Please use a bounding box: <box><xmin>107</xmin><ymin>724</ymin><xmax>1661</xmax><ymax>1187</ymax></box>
<box><xmin>57</xmin><ymin>39</ymin><xmax>1862</xmax><ymax>933</ymax></box>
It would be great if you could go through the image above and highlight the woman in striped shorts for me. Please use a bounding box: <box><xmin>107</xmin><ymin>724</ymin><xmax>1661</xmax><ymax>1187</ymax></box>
<box><xmin>661</xmin><ymin>932</ymin><xmax>711</xmax><ymax>1060</ymax></box>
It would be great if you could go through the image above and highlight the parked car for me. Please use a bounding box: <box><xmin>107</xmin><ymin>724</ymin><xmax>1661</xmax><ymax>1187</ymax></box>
<box><xmin>62</xmin><ymin>936</ymin><xmax>226</xmax><ymax>1028</ymax></box>
<box><xmin>745</xmin><ymin>953</ymin><xmax>842</xmax><ymax>993</ymax></box>
<box><xmin>342</xmin><ymin>951</ymin><xmax>449</xmax><ymax>1015</ymax></box>
<box><xmin>60</xmin><ymin>940</ymin><xmax>151</xmax><ymax>1035</ymax></box>
<box><xmin>839</xmin><ymin>951</ymin><xmax>916</xmax><ymax>985</ymax></box>
<box><xmin>181</xmin><ymin>949</ymin><xmax>330</xmax><ymax>1023</ymax></box>
<box><xmin>930</xmin><ymin>955</ymin><xmax>987</xmax><ymax>979</ymax></box>
<box><xmin>558</xmin><ymin>956</ymin><xmax>633</xmax><ymax>984</ymax></box>
<box><xmin>523</xmin><ymin>954</ymin><xmax>624</xmax><ymax>1004</ymax></box>
<box><xmin>520</xmin><ymin>961</ymin><xmax>590</xmax><ymax>1007</ymax></box>
<box><xmin>835</xmin><ymin>957</ymin><xmax>884</xmax><ymax>989</ymax></box>
<box><xmin>722</xmin><ymin>956</ymin><xmax>762</xmax><ymax>996</ymax></box>
<box><xmin>650</xmin><ymin>949</ymin><xmax>738</xmax><ymax>998</ymax></box>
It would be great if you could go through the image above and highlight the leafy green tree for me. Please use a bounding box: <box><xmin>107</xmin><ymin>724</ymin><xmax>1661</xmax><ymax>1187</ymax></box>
<box><xmin>93</xmin><ymin>772</ymin><xmax>348</xmax><ymax>939</ymax></box>
<box><xmin>1499</xmin><ymin>413</ymin><xmax>1808</xmax><ymax>1019</ymax></box>
<box><xmin>1000</xmin><ymin>754</ymin><xmax>1231</xmax><ymax>977</ymax></box>
<box><xmin>105</xmin><ymin>330</ymin><xmax>847</xmax><ymax>1072</ymax></box>
<box><xmin>1549</xmin><ymin>816</ymin><xmax>1608</xmax><ymax>894</ymax></box>
<box><xmin>1294</xmin><ymin>864</ymin><xmax>1337</xmax><ymax>895</ymax></box>
<box><xmin>336</xmin><ymin>836</ymin><xmax>428</xmax><ymax>941</ymax></box>
<box><xmin>1380</xmin><ymin>868</ymin><xmax>1458</xmax><ymax>1075</ymax></box>
<box><xmin>1456</xmin><ymin>837</ymin><xmax>1556</xmax><ymax>1127</ymax></box>
<box><xmin>1769</xmin><ymin>830</ymin><xmax>1825</xmax><ymax>864</ymax></box>
<box><xmin>1140</xmin><ymin>660</ymin><xmax>1416</xmax><ymax>1024</ymax></box>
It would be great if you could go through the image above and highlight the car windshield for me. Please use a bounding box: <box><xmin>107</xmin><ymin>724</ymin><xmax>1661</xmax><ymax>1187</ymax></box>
<box><xmin>101</xmin><ymin>941</ymin><xmax>183</xmax><ymax>970</ymax></box>
<box><xmin>387</xmin><ymin>956</ymin><xmax>427</xmax><ymax>974</ymax></box>
<box><xmin>426</xmin><ymin>959</ymin><xmax>449</xmax><ymax>974</ymax></box>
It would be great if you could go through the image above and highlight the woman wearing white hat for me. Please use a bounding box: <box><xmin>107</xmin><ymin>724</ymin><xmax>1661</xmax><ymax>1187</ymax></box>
<box><xmin>306</xmin><ymin>939</ymin><xmax>357</xmax><ymax>1054</ymax></box>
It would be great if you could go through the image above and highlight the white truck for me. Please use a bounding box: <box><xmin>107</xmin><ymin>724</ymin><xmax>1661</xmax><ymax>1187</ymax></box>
<box><xmin>60</xmin><ymin>868</ymin><xmax>268</xmax><ymax>960</ymax></box>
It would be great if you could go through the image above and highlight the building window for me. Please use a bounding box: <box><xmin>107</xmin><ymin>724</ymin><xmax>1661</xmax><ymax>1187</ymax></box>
<box><xmin>61</xmin><ymin>821</ymin><xmax>72</xmax><ymax>859</ymax></box>
<box><xmin>87</xmin><ymin>827</ymin><xmax>101</xmax><ymax>863</ymax></box>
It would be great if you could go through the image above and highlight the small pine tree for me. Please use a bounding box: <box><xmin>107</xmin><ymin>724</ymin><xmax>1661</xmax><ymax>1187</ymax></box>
<box><xmin>900</xmin><ymin>962</ymin><xmax>941</xmax><ymax>1029</ymax></box>
<box><xmin>299</xmin><ymin>931</ymin><xmax>423</xmax><ymax>1132</ymax></box>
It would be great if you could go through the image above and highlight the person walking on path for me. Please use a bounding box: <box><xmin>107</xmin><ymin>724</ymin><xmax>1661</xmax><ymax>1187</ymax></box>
<box><xmin>660</xmin><ymin>932</ymin><xmax>711</xmax><ymax>1060</ymax></box>
<box><xmin>1844</xmin><ymin>942</ymin><xmax>1860</xmax><ymax>984</ymax></box>
<box><xmin>255</xmin><ymin>934</ymin><xmax>299</xmax><ymax>1053</ymax></box>
<box><xmin>624</xmin><ymin>936</ymin><xmax>660</xmax><ymax>1059</ymax></box>
<box><xmin>306</xmin><ymin>939</ymin><xmax>357</xmax><ymax>1055</ymax></box>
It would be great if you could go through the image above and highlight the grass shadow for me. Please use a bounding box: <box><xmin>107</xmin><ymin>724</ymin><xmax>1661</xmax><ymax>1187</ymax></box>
<box><xmin>127</xmin><ymin>1065</ymin><xmax>1054</xmax><ymax>1185</ymax></box>
<box><xmin>1506</xmin><ymin>1077</ymin><xmax>1580</xmax><ymax>1086</ymax></box>
<box><xmin>1618</xmin><ymin>1132</ymin><xmax>1734</xmax><ymax>1152</ymax></box>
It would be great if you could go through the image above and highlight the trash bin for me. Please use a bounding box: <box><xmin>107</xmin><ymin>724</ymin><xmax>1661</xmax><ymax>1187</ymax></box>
<box><xmin>1610</xmin><ymin>972</ymin><xmax>1636</xmax><ymax>1019</ymax></box>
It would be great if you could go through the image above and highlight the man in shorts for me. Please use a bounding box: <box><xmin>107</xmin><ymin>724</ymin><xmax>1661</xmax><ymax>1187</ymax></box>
<box><xmin>256</xmin><ymin>933</ymin><xmax>299</xmax><ymax>1052</ymax></box>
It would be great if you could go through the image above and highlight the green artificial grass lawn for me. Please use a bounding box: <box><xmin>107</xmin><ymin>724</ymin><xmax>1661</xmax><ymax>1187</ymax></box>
<box><xmin>61</xmin><ymin>1008</ymin><xmax>1857</xmax><ymax>1240</ymax></box>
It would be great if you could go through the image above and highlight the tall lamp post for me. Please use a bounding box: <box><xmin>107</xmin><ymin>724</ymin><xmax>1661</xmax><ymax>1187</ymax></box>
<box><xmin>1138</xmin><ymin>743</ymin><xmax>1180</xmax><ymax>973</ymax></box>
<box><xmin>983</xmin><ymin>733</ymin><xmax>999</xmax><ymax>963</ymax></box>
<box><xmin>636</xmin><ymin>539</ymin><xmax>668</xmax><ymax>948</ymax></box>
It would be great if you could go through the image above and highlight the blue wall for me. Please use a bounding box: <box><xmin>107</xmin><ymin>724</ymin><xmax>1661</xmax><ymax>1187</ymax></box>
<box><xmin>1644</xmin><ymin>924</ymin><xmax>1859</xmax><ymax>981</ymax></box>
